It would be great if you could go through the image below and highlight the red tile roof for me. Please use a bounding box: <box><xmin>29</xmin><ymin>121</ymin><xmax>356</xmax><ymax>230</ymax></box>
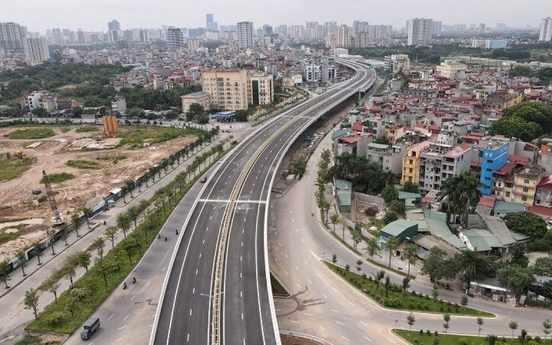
<box><xmin>339</xmin><ymin>136</ymin><xmax>361</xmax><ymax>145</ymax></box>
<box><xmin>351</xmin><ymin>121</ymin><xmax>363</xmax><ymax>132</ymax></box>
<box><xmin>538</xmin><ymin>175</ymin><xmax>552</xmax><ymax>189</ymax></box>
<box><xmin>529</xmin><ymin>205</ymin><xmax>552</xmax><ymax>217</ymax></box>
<box><xmin>478</xmin><ymin>195</ymin><xmax>496</xmax><ymax>208</ymax></box>
<box><xmin>494</xmin><ymin>163</ymin><xmax>516</xmax><ymax>176</ymax></box>
<box><xmin>508</xmin><ymin>155</ymin><xmax>531</xmax><ymax>166</ymax></box>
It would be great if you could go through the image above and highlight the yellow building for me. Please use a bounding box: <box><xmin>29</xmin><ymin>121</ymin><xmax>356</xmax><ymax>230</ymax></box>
<box><xmin>247</xmin><ymin>73</ymin><xmax>274</xmax><ymax>106</ymax></box>
<box><xmin>504</xmin><ymin>165</ymin><xmax>544</xmax><ymax>205</ymax></box>
<box><xmin>201</xmin><ymin>69</ymin><xmax>249</xmax><ymax>111</ymax></box>
<box><xmin>401</xmin><ymin>140</ymin><xmax>432</xmax><ymax>185</ymax></box>
<box><xmin>435</xmin><ymin>61</ymin><xmax>467</xmax><ymax>79</ymax></box>
<box><xmin>485</xmin><ymin>91</ymin><xmax>522</xmax><ymax>110</ymax></box>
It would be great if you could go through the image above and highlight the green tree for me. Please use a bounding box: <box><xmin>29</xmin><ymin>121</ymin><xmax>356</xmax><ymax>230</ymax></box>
<box><xmin>486</xmin><ymin>335</ymin><xmax>498</xmax><ymax>345</ymax></box>
<box><xmin>76</xmin><ymin>251</ymin><xmax>91</xmax><ymax>273</ymax></box>
<box><xmin>292</xmin><ymin>156</ymin><xmax>307</xmax><ymax>179</ymax></box>
<box><xmin>24</xmin><ymin>288</ymin><xmax>40</xmax><ymax>320</ymax></box>
<box><xmin>403</xmin><ymin>243</ymin><xmax>418</xmax><ymax>277</ymax></box>
<box><xmin>510</xmin><ymin>65</ymin><xmax>533</xmax><ymax>78</ymax></box>
<box><xmin>499</xmin><ymin>266</ymin><xmax>534</xmax><ymax>299</ymax></box>
<box><xmin>43</xmin><ymin>276</ymin><xmax>60</xmax><ymax>302</ymax></box>
<box><xmin>543</xmin><ymin>319</ymin><xmax>551</xmax><ymax>340</ymax></box>
<box><xmin>432</xmin><ymin>285</ymin><xmax>439</xmax><ymax>304</ymax></box>
<box><xmin>82</xmin><ymin>207</ymin><xmax>93</xmax><ymax>229</ymax></box>
<box><xmin>16</xmin><ymin>250</ymin><xmax>28</xmax><ymax>276</ymax></box>
<box><xmin>422</xmin><ymin>247</ymin><xmax>457</xmax><ymax>282</ymax></box>
<box><xmin>490</xmin><ymin>116</ymin><xmax>542</xmax><ymax>142</ymax></box>
<box><xmin>186</xmin><ymin>103</ymin><xmax>205</xmax><ymax>122</ymax></box>
<box><xmin>383</xmin><ymin>211</ymin><xmax>398</xmax><ymax>225</ymax></box>
<box><xmin>117</xmin><ymin>213</ymin><xmax>132</xmax><ymax>238</ymax></box>
<box><xmin>389</xmin><ymin>200</ymin><xmax>406</xmax><ymax>215</ymax></box>
<box><xmin>104</xmin><ymin>226</ymin><xmax>118</xmax><ymax>249</ymax></box>
<box><xmin>504</xmin><ymin>212</ymin><xmax>548</xmax><ymax>239</ymax></box>
<box><xmin>381</xmin><ymin>185</ymin><xmax>399</xmax><ymax>204</ymax></box>
<box><xmin>0</xmin><ymin>260</ymin><xmax>10</xmax><ymax>288</ymax></box>
<box><xmin>356</xmin><ymin>259</ymin><xmax>363</xmax><ymax>272</ymax></box>
<box><xmin>374</xmin><ymin>270</ymin><xmax>385</xmax><ymax>291</ymax></box>
<box><xmin>330</xmin><ymin>213</ymin><xmax>339</xmax><ymax>232</ymax></box>
<box><xmin>365</xmin><ymin>237</ymin><xmax>379</xmax><ymax>261</ymax></box>
<box><xmin>443</xmin><ymin>313</ymin><xmax>451</xmax><ymax>335</ymax></box>
<box><xmin>402</xmin><ymin>277</ymin><xmax>411</xmax><ymax>298</ymax></box>
<box><xmin>509</xmin><ymin>320</ymin><xmax>519</xmax><ymax>340</ymax></box>
<box><xmin>437</xmin><ymin>171</ymin><xmax>481</xmax><ymax>227</ymax></box>
<box><xmin>406</xmin><ymin>312</ymin><xmax>415</xmax><ymax>331</ymax></box>
<box><xmin>477</xmin><ymin>317</ymin><xmax>484</xmax><ymax>336</ymax></box>
<box><xmin>71</xmin><ymin>213</ymin><xmax>82</xmax><ymax>237</ymax></box>
<box><xmin>461</xmin><ymin>294</ymin><xmax>469</xmax><ymax>311</ymax></box>
<box><xmin>454</xmin><ymin>250</ymin><xmax>493</xmax><ymax>285</ymax></box>
<box><xmin>93</xmin><ymin>237</ymin><xmax>106</xmax><ymax>259</ymax></box>
<box><xmin>401</xmin><ymin>181</ymin><xmax>419</xmax><ymax>193</ymax></box>
<box><xmin>384</xmin><ymin>236</ymin><xmax>400</xmax><ymax>268</ymax></box>
<box><xmin>32</xmin><ymin>242</ymin><xmax>43</xmax><ymax>265</ymax></box>
<box><xmin>64</xmin><ymin>262</ymin><xmax>76</xmax><ymax>288</ymax></box>
<box><xmin>373</xmin><ymin>136</ymin><xmax>390</xmax><ymax>145</ymax></box>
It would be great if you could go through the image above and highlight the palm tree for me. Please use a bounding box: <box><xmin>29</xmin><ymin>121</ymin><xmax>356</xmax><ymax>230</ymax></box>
<box><xmin>477</xmin><ymin>317</ymin><xmax>484</xmax><ymax>336</ymax></box>
<box><xmin>402</xmin><ymin>277</ymin><xmax>411</xmax><ymax>298</ymax></box>
<box><xmin>104</xmin><ymin>226</ymin><xmax>118</xmax><ymax>249</ymax></box>
<box><xmin>403</xmin><ymin>243</ymin><xmax>418</xmax><ymax>277</ymax></box>
<box><xmin>0</xmin><ymin>260</ymin><xmax>10</xmax><ymax>288</ymax></box>
<box><xmin>330</xmin><ymin>213</ymin><xmax>339</xmax><ymax>232</ymax></box>
<box><xmin>437</xmin><ymin>171</ymin><xmax>482</xmax><ymax>227</ymax></box>
<box><xmin>509</xmin><ymin>320</ymin><xmax>518</xmax><ymax>340</ymax></box>
<box><xmin>455</xmin><ymin>250</ymin><xmax>490</xmax><ymax>286</ymax></box>
<box><xmin>365</xmin><ymin>237</ymin><xmax>379</xmax><ymax>261</ymax></box>
<box><xmin>374</xmin><ymin>270</ymin><xmax>385</xmax><ymax>291</ymax></box>
<box><xmin>71</xmin><ymin>213</ymin><xmax>82</xmax><ymax>237</ymax></box>
<box><xmin>384</xmin><ymin>236</ymin><xmax>400</xmax><ymax>268</ymax></box>
<box><xmin>32</xmin><ymin>242</ymin><xmax>43</xmax><ymax>265</ymax></box>
<box><xmin>16</xmin><ymin>250</ymin><xmax>28</xmax><ymax>276</ymax></box>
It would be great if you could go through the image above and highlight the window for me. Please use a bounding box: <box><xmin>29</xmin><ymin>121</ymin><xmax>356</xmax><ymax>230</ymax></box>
<box><xmin>524</xmin><ymin>179</ymin><xmax>530</xmax><ymax>184</ymax></box>
<box><xmin>522</xmin><ymin>196</ymin><xmax>527</xmax><ymax>202</ymax></box>
<box><xmin>506</xmin><ymin>192</ymin><xmax>510</xmax><ymax>197</ymax></box>
<box><xmin>523</xmin><ymin>187</ymin><xmax>529</xmax><ymax>193</ymax></box>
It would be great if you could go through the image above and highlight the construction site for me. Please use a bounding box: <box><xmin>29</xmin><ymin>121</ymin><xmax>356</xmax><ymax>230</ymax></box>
<box><xmin>0</xmin><ymin>119</ymin><xmax>199</xmax><ymax>262</ymax></box>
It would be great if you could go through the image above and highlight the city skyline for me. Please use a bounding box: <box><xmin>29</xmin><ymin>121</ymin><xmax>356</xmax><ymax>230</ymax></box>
<box><xmin>2</xmin><ymin>0</ymin><xmax>550</xmax><ymax>33</ymax></box>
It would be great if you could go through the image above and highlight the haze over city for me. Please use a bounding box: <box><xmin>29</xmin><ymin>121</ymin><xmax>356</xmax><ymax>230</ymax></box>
<box><xmin>2</xmin><ymin>0</ymin><xmax>551</xmax><ymax>32</ymax></box>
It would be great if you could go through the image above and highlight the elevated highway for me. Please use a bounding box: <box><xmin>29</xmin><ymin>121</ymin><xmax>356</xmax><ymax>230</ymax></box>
<box><xmin>151</xmin><ymin>58</ymin><xmax>376</xmax><ymax>345</ymax></box>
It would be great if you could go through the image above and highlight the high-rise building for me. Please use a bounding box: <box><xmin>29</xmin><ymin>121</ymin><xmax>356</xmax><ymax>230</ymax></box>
<box><xmin>108</xmin><ymin>20</ymin><xmax>121</xmax><ymax>31</ymax></box>
<box><xmin>432</xmin><ymin>21</ymin><xmax>442</xmax><ymax>34</ymax></box>
<box><xmin>0</xmin><ymin>22</ymin><xmax>25</xmax><ymax>51</ymax></box>
<box><xmin>206</xmin><ymin>14</ymin><xmax>214</xmax><ymax>30</ymax></box>
<box><xmin>237</xmin><ymin>21</ymin><xmax>254</xmax><ymax>48</ymax></box>
<box><xmin>167</xmin><ymin>28</ymin><xmax>184</xmax><ymax>50</ymax></box>
<box><xmin>407</xmin><ymin>18</ymin><xmax>433</xmax><ymax>45</ymax></box>
<box><xmin>336</xmin><ymin>25</ymin><xmax>351</xmax><ymax>48</ymax></box>
<box><xmin>353</xmin><ymin>21</ymin><xmax>369</xmax><ymax>35</ymax></box>
<box><xmin>539</xmin><ymin>17</ymin><xmax>552</xmax><ymax>42</ymax></box>
<box><xmin>52</xmin><ymin>28</ymin><xmax>63</xmax><ymax>44</ymax></box>
<box><xmin>201</xmin><ymin>69</ymin><xmax>249</xmax><ymax>111</ymax></box>
<box><xmin>248</xmin><ymin>73</ymin><xmax>274</xmax><ymax>106</ymax></box>
<box><xmin>23</xmin><ymin>37</ymin><xmax>50</xmax><ymax>64</ymax></box>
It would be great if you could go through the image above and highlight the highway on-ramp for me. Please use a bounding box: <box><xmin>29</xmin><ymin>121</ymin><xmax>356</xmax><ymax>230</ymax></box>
<box><xmin>152</xmin><ymin>59</ymin><xmax>376</xmax><ymax>345</ymax></box>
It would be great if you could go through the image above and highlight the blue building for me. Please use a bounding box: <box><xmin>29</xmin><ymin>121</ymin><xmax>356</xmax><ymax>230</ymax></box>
<box><xmin>480</xmin><ymin>142</ymin><xmax>508</xmax><ymax>195</ymax></box>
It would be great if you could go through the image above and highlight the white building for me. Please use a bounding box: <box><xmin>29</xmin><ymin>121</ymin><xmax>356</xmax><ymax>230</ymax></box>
<box><xmin>181</xmin><ymin>91</ymin><xmax>210</xmax><ymax>113</ymax></box>
<box><xmin>336</xmin><ymin>25</ymin><xmax>351</xmax><ymax>48</ymax></box>
<box><xmin>166</xmin><ymin>28</ymin><xmax>184</xmax><ymax>50</ymax></box>
<box><xmin>111</xmin><ymin>96</ymin><xmax>127</xmax><ymax>114</ymax></box>
<box><xmin>26</xmin><ymin>91</ymin><xmax>57</xmax><ymax>113</ymax></box>
<box><xmin>23</xmin><ymin>37</ymin><xmax>49</xmax><ymax>65</ymax></box>
<box><xmin>407</xmin><ymin>18</ymin><xmax>433</xmax><ymax>45</ymax></box>
<box><xmin>237</xmin><ymin>21</ymin><xmax>254</xmax><ymax>48</ymax></box>
<box><xmin>305</xmin><ymin>64</ymin><xmax>322</xmax><ymax>82</ymax></box>
<box><xmin>248</xmin><ymin>73</ymin><xmax>274</xmax><ymax>106</ymax></box>
<box><xmin>0</xmin><ymin>22</ymin><xmax>25</xmax><ymax>51</ymax></box>
<box><xmin>539</xmin><ymin>17</ymin><xmax>552</xmax><ymax>42</ymax></box>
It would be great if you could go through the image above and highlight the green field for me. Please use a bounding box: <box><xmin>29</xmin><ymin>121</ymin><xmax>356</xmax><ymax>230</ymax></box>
<box><xmin>40</xmin><ymin>172</ymin><xmax>74</xmax><ymax>183</ymax></box>
<box><xmin>8</xmin><ymin>128</ymin><xmax>55</xmax><ymax>139</ymax></box>
<box><xmin>75</xmin><ymin>126</ymin><xmax>99</xmax><ymax>133</ymax></box>
<box><xmin>66</xmin><ymin>160</ymin><xmax>101</xmax><ymax>169</ymax></box>
<box><xmin>95</xmin><ymin>155</ymin><xmax>127</xmax><ymax>164</ymax></box>
<box><xmin>394</xmin><ymin>329</ymin><xmax>551</xmax><ymax>345</ymax></box>
<box><xmin>0</xmin><ymin>157</ymin><xmax>34</xmax><ymax>182</ymax></box>
<box><xmin>326</xmin><ymin>262</ymin><xmax>493</xmax><ymax>316</ymax></box>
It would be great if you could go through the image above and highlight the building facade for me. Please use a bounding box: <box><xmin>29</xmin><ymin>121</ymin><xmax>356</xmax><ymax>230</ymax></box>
<box><xmin>480</xmin><ymin>142</ymin><xmax>509</xmax><ymax>195</ymax></box>
<box><xmin>237</xmin><ymin>21</ymin><xmax>254</xmax><ymax>48</ymax></box>
<box><xmin>23</xmin><ymin>37</ymin><xmax>49</xmax><ymax>64</ymax></box>
<box><xmin>181</xmin><ymin>91</ymin><xmax>211</xmax><ymax>113</ymax></box>
<box><xmin>539</xmin><ymin>17</ymin><xmax>552</xmax><ymax>42</ymax></box>
<box><xmin>167</xmin><ymin>28</ymin><xmax>184</xmax><ymax>50</ymax></box>
<box><xmin>201</xmin><ymin>69</ymin><xmax>249</xmax><ymax>111</ymax></box>
<box><xmin>248</xmin><ymin>73</ymin><xmax>274</xmax><ymax>106</ymax></box>
<box><xmin>336</xmin><ymin>25</ymin><xmax>351</xmax><ymax>48</ymax></box>
<box><xmin>0</xmin><ymin>22</ymin><xmax>25</xmax><ymax>51</ymax></box>
<box><xmin>407</xmin><ymin>18</ymin><xmax>433</xmax><ymax>45</ymax></box>
<box><xmin>401</xmin><ymin>140</ymin><xmax>432</xmax><ymax>185</ymax></box>
<box><xmin>505</xmin><ymin>165</ymin><xmax>545</xmax><ymax>205</ymax></box>
<box><xmin>435</xmin><ymin>61</ymin><xmax>467</xmax><ymax>79</ymax></box>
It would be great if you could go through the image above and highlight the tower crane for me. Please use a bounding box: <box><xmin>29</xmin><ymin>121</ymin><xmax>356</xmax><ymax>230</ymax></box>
<box><xmin>42</xmin><ymin>170</ymin><xmax>64</xmax><ymax>226</ymax></box>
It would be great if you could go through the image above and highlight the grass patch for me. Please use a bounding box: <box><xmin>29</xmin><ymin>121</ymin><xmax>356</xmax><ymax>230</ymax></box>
<box><xmin>325</xmin><ymin>261</ymin><xmax>493</xmax><ymax>317</ymax></box>
<box><xmin>271</xmin><ymin>273</ymin><xmax>290</xmax><ymax>297</ymax></box>
<box><xmin>15</xmin><ymin>335</ymin><xmax>60</xmax><ymax>345</ymax></box>
<box><xmin>95</xmin><ymin>155</ymin><xmax>127</xmax><ymax>164</ymax></box>
<box><xmin>0</xmin><ymin>156</ymin><xmax>35</xmax><ymax>182</ymax></box>
<box><xmin>393</xmin><ymin>329</ymin><xmax>550</xmax><ymax>345</ymax></box>
<box><xmin>66</xmin><ymin>159</ymin><xmax>101</xmax><ymax>169</ymax></box>
<box><xmin>118</xmin><ymin>126</ymin><xmax>202</xmax><ymax>148</ymax></box>
<box><xmin>76</xmin><ymin>126</ymin><xmax>99</xmax><ymax>133</ymax></box>
<box><xmin>0</xmin><ymin>224</ymin><xmax>32</xmax><ymax>245</ymax></box>
<box><xmin>59</xmin><ymin>127</ymin><xmax>71</xmax><ymax>133</ymax></box>
<box><xmin>40</xmin><ymin>172</ymin><xmax>74</xmax><ymax>183</ymax></box>
<box><xmin>27</xmin><ymin>140</ymin><xmax>230</xmax><ymax>335</ymax></box>
<box><xmin>8</xmin><ymin>128</ymin><xmax>55</xmax><ymax>139</ymax></box>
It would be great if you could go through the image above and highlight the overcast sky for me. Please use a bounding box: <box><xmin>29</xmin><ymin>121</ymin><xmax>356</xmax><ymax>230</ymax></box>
<box><xmin>2</xmin><ymin>0</ymin><xmax>550</xmax><ymax>33</ymax></box>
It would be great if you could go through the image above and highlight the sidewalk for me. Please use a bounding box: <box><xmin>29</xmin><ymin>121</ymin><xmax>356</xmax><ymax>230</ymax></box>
<box><xmin>0</xmin><ymin>130</ymin><xmax>242</xmax><ymax>342</ymax></box>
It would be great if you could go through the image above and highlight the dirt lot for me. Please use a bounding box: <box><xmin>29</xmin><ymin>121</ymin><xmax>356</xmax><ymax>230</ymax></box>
<box><xmin>281</xmin><ymin>335</ymin><xmax>320</xmax><ymax>345</ymax></box>
<box><xmin>0</xmin><ymin>125</ymin><xmax>196</xmax><ymax>261</ymax></box>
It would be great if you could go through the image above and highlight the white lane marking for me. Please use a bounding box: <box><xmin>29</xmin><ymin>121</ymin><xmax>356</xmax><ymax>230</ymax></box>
<box><xmin>301</xmin><ymin>238</ymin><xmax>305</xmax><ymax>242</ymax></box>
<box><xmin>364</xmin><ymin>336</ymin><xmax>372</xmax><ymax>342</ymax></box>
<box><xmin>117</xmin><ymin>325</ymin><xmax>127</xmax><ymax>331</ymax></box>
<box><xmin>336</xmin><ymin>321</ymin><xmax>344</xmax><ymax>326</ymax></box>
<box><xmin>240</xmin><ymin>272</ymin><xmax>243</xmax><ymax>278</ymax></box>
<box><xmin>108</xmin><ymin>314</ymin><xmax>115</xmax><ymax>320</ymax></box>
<box><xmin>241</xmin><ymin>313</ymin><xmax>244</xmax><ymax>320</ymax></box>
<box><xmin>240</xmin><ymin>291</ymin><xmax>243</xmax><ymax>298</ymax></box>
<box><xmin>304</xmin><ymin>313</ymin><xmax>313</xmax><ymax>316</ymax></box>
<box><xmin>387</xmin><ymin>338</ymin><xmax>396</xmax><ymax>344</ymax></box>
<box><xmin>319</xmin><ymin>326</ymin><xmax>326</xmax><ymax>330</ymax></box>
<box><xmin>116</xmin><ymin>336</ymin><xmax>125</xmax><ymax>341</ymax></box>
<box><xmin>161</xmin><ymin>267</ymin><xmax>166</xmax><ymax>272</ymax></box>
<box><xmin>322</xmin><ymin>293</ymin><xmax>327</xmax><ymax>298</ymax></box>
<box><xmin>303</xmin><ymin>260</ymin><xmax>309</xmax><ymax>266</ymax></box>
<box><xmin>331</xmin><ymin>309</ymin><xmax>340</xmax><ymax>313</ymax></box>
<box><xmin>190</xmin><ymin>309</ymin><xmax>193</xmax><ymax>316</ymax></box>
<box><xmin>187</xmin><ymin>334</ymin><xmax>190</xmax><ymax>342</ymax></box>
<box><xmin>332</xmin><ymin>286</ymin><xmax>337</xmax><ymax>292</ymax></box>
<box><xmin>279</xmin><ymin>242</ymin><xmax>282</xmax><ymax>246</ymax></box>
<box><xmin>202</xmin><ymin>239</ymin><xmax>205</xmax><ymax>244</ymax></box>
<box><xmin>295</xmin><ymin>228</ymin><xmax>298</xmax><ymax>232</ymax></box>
<box><xmin>290</xmin><ymin>320</ymin><xmax>299</xmax><ymax>324</ymax></box>
<box><xmin>199</xmin><ymin>253</ymin><xmax>202</xmax><ymax>259</ymax></box>
<box><xmin>307</xmin><ymin>278</ymin><xmax>312</xmax><ymax>284</ymax></box>
<box><xmin>361</xmin><ymin>321</ymin><xmax>368</xmax><ymax>326</ymax></box>
<box><xmin>284</xmin><ymin>270</ymin><xmax>289</xmax><ymax>275</ymax></box>
<box><xmin>341</xmin><ymin>336</ymin><xmax>349</xmax><ymax>342</ymax></box>
<box><xmin>240</xmin><ymin>256</ymin><xmax>243</xmax><ymax>261</ymax></box>
<box><xmin>296</xmin><ymin>283</ymin><xmax>301</xmax><ymax>288</ymax></box>
<box><xmin>285</xmin><ymin>253</ymin><xmax>289</xmax><ymax>258</ymax></box>
<box><xmin>274</xmin><ymin>257</ymin><xmax>278</xmax><ymax>262</ymax></box>
<box><xmin>130</xmin><ymin>296</ymin><xmax>136</xmax><ymax>301</ymax></box>
<box><xmin>193</xmin><ymin>287</ymin><xmax>195</xmax><ymax>294</ymax></box>
<box><xmin>348</xmin><ymin>300</ymin><xmax>354</xmax><ymax>306</ymax></box>
<box><xmin>146</xmin><ymin>280</ymin><xmax>152</xmax><ymax>287</ymax></box>
<box><xmin>316</xmin><ymin>273</ymin><xmax>322</xmax><ymax>278</ymax></box>
<box><xmin>241</xmin><ymin>242</ymin><xmax>243</xmax><ymax>247</ymax></box>
<box><xmin>294</xmin><ymin>265</ymin><xmax>299</xmax><ymax>271</ymax></box>
<box><xmin>196</xmin><ymin>269</ymin><xmax>199</xmax><ymax>275</ymax></box>
<box><xmin>123</xmin><ymin>315</ymin><xmax>129</xmax><ymax>321</ymax></box>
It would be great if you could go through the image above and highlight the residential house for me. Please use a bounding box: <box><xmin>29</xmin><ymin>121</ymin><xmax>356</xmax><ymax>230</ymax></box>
<box><xmin>535</xmin><ymin>175</ymin><xmax>552</xmax><ymax>208</ymax></box>
<box><xmin>401</xmin><ymin>140</ymin><xmax>432</xmax><ymax>185</ymax></box>
<box><xmin>181</xmin><ymin>91</ymin><xmax>211</xmax><ymax>113</ymax></box>
<box><xmin>111</xmin><ymin>96</ymin><xmax>127</xmax><ymax>114</ymax></box>
<box><xmin>485</xmin><ymin>91</ymin><xmax>522</xmax><ymax>110</ymax></box>
<box><xmin>479</xmin><ymin>141</ymin><xmax>509</xmax><ymax>195</ymax></box>
<box><xmin>365</xmin><ymin>143</ymin><xmax>403</xmax><ymax>175</ymax></box>
<box><xmin>504</xmin><ymin>165</ymin><xmax>545</xmax><ymax>205</ymax></box>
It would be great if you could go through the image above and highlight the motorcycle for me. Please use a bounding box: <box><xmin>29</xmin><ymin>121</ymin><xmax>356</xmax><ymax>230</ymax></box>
<box><xmin>123</xmin><ymin>282</ymin><xmax>127</xmax><ymax>289</ymax></box>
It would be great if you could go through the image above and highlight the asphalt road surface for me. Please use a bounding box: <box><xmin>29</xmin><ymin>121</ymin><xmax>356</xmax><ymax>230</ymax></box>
<box><xmin>153</xmin><ymin>60</ymin><xmax>376</xmax><ymax>345</ymax></box>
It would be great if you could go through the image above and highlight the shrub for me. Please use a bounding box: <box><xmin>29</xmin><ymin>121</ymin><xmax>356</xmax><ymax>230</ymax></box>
<box><xmin>426</xmin><ymin>330</ymin><xmax>431</xmax><ymax>336</ymax></box>
<box><xmin>364</xmin><ymin>206</ymin><xmax>378</xmax><ymax>217</ymax></box>
<box><xmin>434</xmin><ymin>331</ymin><xmax>438</xmax><ymax>337</ymax></box>
<box><xmin>384</xmin><ymin>297</ymin><xmax>402</xmax><ymax>308</ymax></box>
<box><xmin>459</xmin><ymin>339</ymin><xmax>469</xmax><ymax>345</ymax></box>
<box><xmin>419</xmin><ymin>329</ymin><xmax>424</xmax><ymax>335</ymax></box>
